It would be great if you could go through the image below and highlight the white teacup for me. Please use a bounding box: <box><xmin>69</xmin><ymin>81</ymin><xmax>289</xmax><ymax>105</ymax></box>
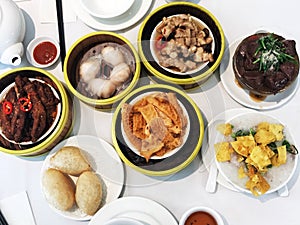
<box><xmin>179</xmin><ymin>206</ymin><xmax>224</xmax><ymax>225</ymax></box>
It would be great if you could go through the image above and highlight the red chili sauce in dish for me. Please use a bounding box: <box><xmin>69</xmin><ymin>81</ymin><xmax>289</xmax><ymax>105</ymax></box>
<box><xmin>184</xmin><ymin>211</ymin><xmax>218</xmax><ymax>225</ymax></box>
<box><xmin>33</xmin><ymin>41</ymin><xmax>57</xmax><ymax>65</ymax></box>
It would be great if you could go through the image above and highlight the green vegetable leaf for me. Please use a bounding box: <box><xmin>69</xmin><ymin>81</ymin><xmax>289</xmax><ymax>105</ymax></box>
<box><xmin>253</xmin><ymin>33</ymin><xmax>296</xmax><ymax>72</ymax></box>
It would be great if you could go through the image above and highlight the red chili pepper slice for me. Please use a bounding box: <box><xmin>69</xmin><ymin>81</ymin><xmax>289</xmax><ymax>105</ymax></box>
<box><xmin>2</xmin><ymin>101</ymin><xmax>13</xmax><ymax>115</ymax></box>
<box><xmin>18</xmin><ymin>97</ymin><xmax>33</xmax><ymax>112</ymax></box>
<box><xmin>155</xmin><ymin>35</ymin><xmax>167</xmax><ymax>50</ymax></box>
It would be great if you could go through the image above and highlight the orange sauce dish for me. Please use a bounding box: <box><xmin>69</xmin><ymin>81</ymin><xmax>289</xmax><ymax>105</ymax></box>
<box><xmin>184</xmin><ymin>211</ymin><xmax>218</xmax><ymax>225</ymax></box>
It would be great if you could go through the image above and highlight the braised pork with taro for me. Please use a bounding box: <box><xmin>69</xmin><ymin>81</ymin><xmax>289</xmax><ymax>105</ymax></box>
<box><xmin>0</xmin><ymin>75</ymin><xmax>60</xmax><ymax>149</ymax></box>
<box><xmin>154</xmin><ymin>14</ymin><xmax>214</xmax><ymax>73</ymax></box>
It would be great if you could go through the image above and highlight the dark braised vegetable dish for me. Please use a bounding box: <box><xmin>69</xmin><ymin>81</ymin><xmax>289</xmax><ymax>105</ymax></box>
<box><xmin>0</xmin><ymin>75</ymin><xmax>60</xmax><ymax>149</ymax></box>
<box><xmin>233</xmin><ymin>33</ymin><xmax>299</xmax><ymax>96</ymax></box>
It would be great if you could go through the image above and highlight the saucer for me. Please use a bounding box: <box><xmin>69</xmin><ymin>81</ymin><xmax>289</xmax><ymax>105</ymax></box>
<box><xmin>72</xmin><ymin>0</ymin><xmax>153</xmax><ymax>31</ymax></box>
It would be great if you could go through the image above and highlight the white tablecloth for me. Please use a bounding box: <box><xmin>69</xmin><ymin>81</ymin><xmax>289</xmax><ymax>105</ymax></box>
<box><xmin>1</xmin><ymin>0</ymin><xmax>300</xmax><ymax>225</ymax></box>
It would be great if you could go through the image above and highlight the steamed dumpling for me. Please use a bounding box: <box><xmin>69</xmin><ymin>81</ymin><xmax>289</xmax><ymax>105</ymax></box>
<box><xmin>110</xmin><ymin>62</ymin><xmax>131</xmax><ymax>86</ymax></box>
<box><xmin>79</xmin><ymin>57</ymin><xmax>101</xmax><ymax>83</ymax></box>
<box><xmin>101</xmin><ymin>46</ymin><xmax>124</xmax><ymax>66</ymax></box>
<box><xmin>87</xmin><ymin>78</ymin><xmax>116</xmax><ymax>98</ymax></box>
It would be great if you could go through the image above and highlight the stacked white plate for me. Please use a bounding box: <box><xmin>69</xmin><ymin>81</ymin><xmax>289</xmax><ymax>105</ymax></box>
<box><xmin>74</xmin><ymin>0</ymin><xmax>153</xmax><ymax>31</ymax></box>
<box><xmin>80</xmin><ymin>0</ymin><xmax>135</xmax><ymax>19</ymax></box>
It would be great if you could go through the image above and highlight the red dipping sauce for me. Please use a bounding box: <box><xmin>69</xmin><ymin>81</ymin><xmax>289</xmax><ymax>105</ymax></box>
<box><xmin>33</xmin><ymin>41</ymin><xmax>57</xmax><ymax>65</ymax></box>
<box><xmin>184</xmin><ymin>211</ymin><xmax>218</xmax><ymax>225</ymax></box>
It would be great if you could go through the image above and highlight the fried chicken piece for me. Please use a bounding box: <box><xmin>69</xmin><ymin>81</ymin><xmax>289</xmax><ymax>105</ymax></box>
<box><xmin>33</xmin><ymin>80</ymin><xmax>60</xmax><ymax>126</ymax></box>
<box><xmin>24</xmin><ymin>81</ymin><xmax>47</xmax><ymax>142</ymax></box>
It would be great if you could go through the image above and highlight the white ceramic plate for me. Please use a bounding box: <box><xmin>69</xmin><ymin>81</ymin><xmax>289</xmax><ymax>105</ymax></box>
<box><xmin>89</xmin><ymin>196</ymin><xmax>178</xmax><ymax>225</ymax></box>
<box><xmin>121</xmin><ymin>91</ymin><xmax>190</xmax><ymax>160</ymax></box>
<box><xmin>72</xmin><ymin>0</ymin><xmax>153</xmax><ymax>31</ymax></box>
<box><xmin>219</xmin><ymin>38</ymin><xmax>299</xmax><ymax>110</ymax></box>
<box><xmin>150</xmin><ymin>15</ymin><xmax>216</xmax><ymax>76</ymax></box>
<box><xmin>212</xmin><ymin>111</ymin><xmax>298</xmax><ymax>195</ymax></box>
<box><xmin>41</xmin><ymin>135</ymin><xmax>125</xmax><ymax>220</ymax></box>
<box><xmin>80</xmin><ymin>0</ymin><xmax>134</xmax><ymax>19</ymax></box>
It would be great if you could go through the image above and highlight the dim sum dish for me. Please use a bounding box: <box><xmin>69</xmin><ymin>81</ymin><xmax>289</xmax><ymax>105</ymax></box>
<box><xmin>64</xmin><ymin>31</ymin><xmax>140</xmax><ymax>110</ymax></box>
<box><xmin>233</xmin><ymin>32</ymin><xmax>299</xmax><ymax>96</ymax></box>
<box><xmin>0</xmin><ymin>67</ymin><xmax>73</xmax><ymax>156</ymax></box>
<box><xmin>41</xmin><ymin>135</ymin><xmax>124</xmax><ymax>220</ymax></box>
<box><xmin>112</xmin><ymin>84</ymin><xmax>204</xmax><ymax>176</ymax></box>
<box><xmin>138</xmin><ymin>2</ymin><xmax>225</xmax><ymax>89</ymax></box>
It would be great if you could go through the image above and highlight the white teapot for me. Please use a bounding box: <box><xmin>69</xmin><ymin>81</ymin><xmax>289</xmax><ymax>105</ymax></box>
<box><xmin>0</xmin><ymin>0</ymin><xmax>26</xmax><ymax>66</ymax></box>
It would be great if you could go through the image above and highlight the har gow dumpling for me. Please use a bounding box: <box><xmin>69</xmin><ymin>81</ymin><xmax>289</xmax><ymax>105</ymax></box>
<box><xmin>87</xmin><ymin>78</ymin><xmax>116</xmax><ymax>99</ymax></box>
<box><xmin>79</xmin><ymin>57</ymin><xmax>101</xmax><ymax>83</ymax></box>
<box><xmin>110</xmin><ymin>62</ymin><xmax>131</xmax><ymax>86</ymax></box>
<box><xmin>101</xmin><ymin>46</ymin><xmax>124</xmax><ymax>66</ymax></box>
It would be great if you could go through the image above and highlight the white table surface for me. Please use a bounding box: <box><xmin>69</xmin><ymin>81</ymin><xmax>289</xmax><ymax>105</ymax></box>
<box><xmin>1</xmin><ymin>0</ymin><xmax>300</xmax><ymax>224</ymax></box>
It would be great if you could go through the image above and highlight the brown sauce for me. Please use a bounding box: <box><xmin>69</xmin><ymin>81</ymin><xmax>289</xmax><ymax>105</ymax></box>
<box><xmin>234</xmin><ymin>78</ymin><xmax>243</xmax><ymax>88</ymax></box>
<box><xmin>235</xmin><ymin>79</ymin><xmax>267</xmax><ymax>102</ymax></box>
<box><xmin>249</xmin><ymin>92</ymin><xmax>266</xmax><ymax>102</ymax></box>
<box><xmin>184</xmin><ymin>211</ymin><xmax>218</xmax><ymax>225</ymax></box>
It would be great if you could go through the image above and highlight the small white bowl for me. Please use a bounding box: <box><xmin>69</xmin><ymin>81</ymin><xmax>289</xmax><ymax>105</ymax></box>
<box><xmin>103</xmin><ymin>217</ymin><xmax>144</xmax><ymax>225</ymax></box>
<box><xmin>179</xmin><ymin>206</ymin><xmax>224</xmax><ymax>225</ymax></box>
<box><xmin>26</xmin><ymin>36</ymin><xmax>60</xmax><ymax>68</ymax></box>
<box><xmin>80</xmin><ymin>0</ymin><xmax>134</xmax><ymax>18</ymax></box>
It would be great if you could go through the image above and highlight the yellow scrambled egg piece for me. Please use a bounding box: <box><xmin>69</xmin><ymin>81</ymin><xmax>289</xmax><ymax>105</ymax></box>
<box><xmin>215</xmin><ymin>142</ymin><xmax>233</xmax><ymax>162</ymax></box>
<box><xmin>230</xmin><ymin>135</ymin><xmax>256</xmax><ymax>157</ymax></box>
<box><xmin>216</xmin><ymin>123</ymin><xmax>232</xmax><ymax>136</ymax></box>
<box><xmin>271</xmin><ymin>145</ymin><xmax>287</xmax><ymax>166</ymax></box>
<box><xmin>248</xmin><ymin>146</ymin><xmax>272</xmax><ymax>172</ymax></box>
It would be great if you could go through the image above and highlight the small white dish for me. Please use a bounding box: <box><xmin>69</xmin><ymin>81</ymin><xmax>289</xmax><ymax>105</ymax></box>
<box><xmin>103</xmin><ymin>217</ymin><xmax>144</xmax><ymax>225</ymax></box>
<box><xmin>121</xmin><ymin>91</ymin><xmax>190</xmax><ymax>161</ymax></box>
<box><xmin>179</xmin><ymin>206</ymin><xmax>224</xmax><ymax>225</ymax></box>
<box><xmin>26</xmin><ymin>36</ymin><xmax>60</xmax><ymax>68</ymax></box>
<box><xmin>150</xmin><ymin>15</ymin><xmax>215</xmax><ymax>76</ymax></box>
<box><xmin>72</xmin><ymin>0</ymin><xmax>153</xmax><ymax>31</ymax></box>
<box><xmin>80</xmin><ymin>0</ymin><xmax>134</xmax><ymax>19</ymax></box>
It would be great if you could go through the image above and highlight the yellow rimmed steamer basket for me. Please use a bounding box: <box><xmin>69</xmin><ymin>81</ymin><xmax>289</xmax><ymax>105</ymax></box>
<box><xmin>138</xmin><ymin>2</ymin><xmax>225</xmax><ymax>89</ymax></box>
<box><xmin>112</xmin><ymin>84</ymin><xmax>204</xmax><ymax>176</ymax></box>
<box><xmin>0</xmin><ymin>67</ymin><xmax>73</xmax><ymax>157</ymax></box>
<box><xmin>64</xmin><ymin>31</ymin><xmax>141</xmax><ymax>110</ymax></box>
